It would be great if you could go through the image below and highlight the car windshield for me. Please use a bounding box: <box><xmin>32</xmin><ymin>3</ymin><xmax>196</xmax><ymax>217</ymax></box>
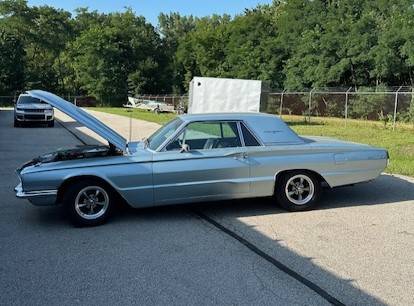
<box><xmin>18</xmin><ymin>96</ymin><xmax>47</xmax><ymax>104</ymax></box>
<box><xmin>147</xmin><ymin>118</ymin><xmax>183</xmax><ymax>151</ymax></box>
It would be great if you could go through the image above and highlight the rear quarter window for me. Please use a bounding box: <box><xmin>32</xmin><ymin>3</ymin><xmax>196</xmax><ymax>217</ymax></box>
<box><xmin>241</xmin><ymin>123</ymin><xmax>261</xmax><ymax>146</ymax></box>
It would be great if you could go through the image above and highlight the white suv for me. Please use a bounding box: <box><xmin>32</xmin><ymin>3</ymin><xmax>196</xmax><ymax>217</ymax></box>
<box><xmin>14</xmin><ymin>94</ymin><xmax>54</xmax><ymax>127</ymax></box>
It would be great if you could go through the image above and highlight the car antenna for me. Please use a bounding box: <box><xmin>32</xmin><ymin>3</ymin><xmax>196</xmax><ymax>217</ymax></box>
<box><xmin>127</xmin><ymin>107</ymin><xmax>133</xmax><ymax>142</ymax></box>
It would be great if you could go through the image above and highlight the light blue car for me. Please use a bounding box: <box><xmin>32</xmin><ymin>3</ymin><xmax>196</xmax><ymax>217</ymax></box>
<box><xmin>15</xmin><ymin>90</ymin><xmax>388</xmax><ymax>226</ymax></box>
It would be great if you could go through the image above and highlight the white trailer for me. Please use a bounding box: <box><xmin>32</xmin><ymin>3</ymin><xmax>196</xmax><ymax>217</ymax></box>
<box><xmin>188</xmin><ymin>77</ymin><xmax>268</xmax><ymax>114</ymax></box>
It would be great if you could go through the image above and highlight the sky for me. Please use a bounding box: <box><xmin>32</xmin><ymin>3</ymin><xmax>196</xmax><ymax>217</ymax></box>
<box><xmin>28</xmin><ymin>0</ymin><xmax>273</xmax><ymax>25</ymax></box>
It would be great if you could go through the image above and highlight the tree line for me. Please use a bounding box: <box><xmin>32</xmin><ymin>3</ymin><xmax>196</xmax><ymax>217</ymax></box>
<box><xmin>1</xmin><ymin>0</ymin><xmax>414</xmax><ymax>105</ymax></box>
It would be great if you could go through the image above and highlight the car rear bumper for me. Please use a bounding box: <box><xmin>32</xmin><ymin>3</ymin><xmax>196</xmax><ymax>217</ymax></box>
<box><xmin>15</xmin><ymin>183</ymin><xmax>58</xmax><ymax>206</ymax></box>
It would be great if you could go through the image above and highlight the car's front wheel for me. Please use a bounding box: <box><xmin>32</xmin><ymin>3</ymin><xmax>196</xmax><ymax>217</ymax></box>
<box><xmin>47</xmin><ymin>120</ymin><xmax>54</xmax><ymax>127</ymax></box>
<box><xmin>275</xmin><ymin>171</ymin><xmax>321</xmax><ymax>211</ymax></box>
<box><xmin>63</xmin><ymin>180</ymin><xmax>114</xmax><ymax>226</ymax></box>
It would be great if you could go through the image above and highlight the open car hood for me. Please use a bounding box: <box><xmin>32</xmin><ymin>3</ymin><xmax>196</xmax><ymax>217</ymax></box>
<box><xmin>28</xmin><ymin>90</ymin><xmax>127</xmax><ymax>152</ymax></box>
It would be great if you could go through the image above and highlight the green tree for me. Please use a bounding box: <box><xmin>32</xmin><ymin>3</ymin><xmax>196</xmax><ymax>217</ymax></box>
<box><xmin>222</xmin><ymin>5</ymin><xmax>285</xmax><ymax>88</ymax></box>
<box><xmin>0</xmin><ymin>0</ymin><xmax>73</xmax><ymax>92</ymax></box>
<box><xmin>176</xmin><ymin>14</ymin><xmax>231</xmax><ymax>90</ymax></box>
<box><xmin>1</xmin><ymin>0</ymin><xmax>414</xmax><ymax>99</ymax></box>
<box><xmin>158</xmin><ymin>12</ymin><xmax>197</xmax><ymax>93</ymax></box>
<box><xmin>0</xmin><ymin>31</ymin><xmax>25</xmax><ymax>95</ymax></box>
<box><xmin>65</xmin><ymin>10</ymin><xmax>164</xmax><ymax>104</ymax></box>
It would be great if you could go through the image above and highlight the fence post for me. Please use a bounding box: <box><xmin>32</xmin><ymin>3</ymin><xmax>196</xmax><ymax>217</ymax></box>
<box><xmin>345</xmin><ymin>87</ymin><xmax>352</xmax><ymax>127</ymax></box>
<box><xmin>308</xmin><ymin>88</ymin><xmax>314</xmax><ymax>122</ymax></box>
<box><xmin>279</xmin><ymin>90</ymin><xmax>286</xmax><ymax>118</ymax></box>
<box><xmin>393</xmin><ymin>86</ymin><xmax>403</xmax><ymax>131</ymax></box>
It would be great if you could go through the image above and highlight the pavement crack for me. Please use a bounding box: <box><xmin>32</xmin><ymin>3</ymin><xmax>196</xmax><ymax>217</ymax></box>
<box><xmin>191</xmin><ymin>209</ymin><xmax>346</xmax><ymax>306</ymax></box>
<box><xmin>398</xmin><ymin>230</ymin><xmax>414</xmax><ymax>236</ymax></box>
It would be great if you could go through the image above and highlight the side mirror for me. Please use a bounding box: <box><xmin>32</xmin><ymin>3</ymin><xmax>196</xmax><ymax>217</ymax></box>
<box><xmin>180</xmin><ymin>143</ymin><xmax>190</xmax><ymax>153</ymax></box>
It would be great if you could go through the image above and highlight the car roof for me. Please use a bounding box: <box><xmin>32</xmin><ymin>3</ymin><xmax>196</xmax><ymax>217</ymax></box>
<box><xmin>178</xmin><ymin>112</ymin><xmax>277</xmax><ymax>122</ymax></box>
<box><xmin>178</xmin><ymin>112</ymin><xmax>304</xmax><ymax>145</ymax></box>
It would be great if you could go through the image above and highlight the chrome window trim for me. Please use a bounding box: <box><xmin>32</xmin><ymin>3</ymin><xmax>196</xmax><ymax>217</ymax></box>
<box><xmin>237</xmin><ymin>121</ymin><xmax>245</xmax><ymax>147</ymax></box>
<box><xmin>155</xmin><ymin>119</ymin><xmax>188</xmax><ymax>152</ymax></box>
<box><xmin>240</xmin><ymin>121</ymin><xmax>265</xmax><ymax>147</ymax></box>
<box><xmin>158</xmin><ymin>120</ymin><xmax>244</xmax><ymax>152</ymax></box>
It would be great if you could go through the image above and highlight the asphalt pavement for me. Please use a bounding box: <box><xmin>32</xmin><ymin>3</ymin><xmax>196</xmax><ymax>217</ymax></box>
<box><xmin>0</xmin><ymin>108</ymin><xmax>413</xmax><ymax>305</ymax></box>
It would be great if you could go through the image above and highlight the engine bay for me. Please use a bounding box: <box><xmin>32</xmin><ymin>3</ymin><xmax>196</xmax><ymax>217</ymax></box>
<box><xmin>19</xmin><ymin>145</ymin><xmax>122</xmax><ymax>169</ymax></box>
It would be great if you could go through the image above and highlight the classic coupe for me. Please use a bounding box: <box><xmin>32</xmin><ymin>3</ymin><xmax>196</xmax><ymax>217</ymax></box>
<box><xmin>15</xmin><ymin>90</ymin><xmax>388</xmax><ymax>226</ymax></box>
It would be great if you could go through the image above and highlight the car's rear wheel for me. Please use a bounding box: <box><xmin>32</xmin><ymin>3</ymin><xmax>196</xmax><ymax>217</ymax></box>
<box><xmin>275</xmin><ymin>171</ymin><xmax>321</xmax><ymax>211</ymax></box>
<box><xmin>63</xmin><ymin>180</ymin><xmax>114</xmax><ymax>226</ymax></box>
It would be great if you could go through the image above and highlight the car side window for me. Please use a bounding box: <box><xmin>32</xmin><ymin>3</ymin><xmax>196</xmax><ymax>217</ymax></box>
<box><xmin>165</xmin><ymin>121</ymin><xmax>242</xmax><ymax>151</ymax></box>
<box><xmin>241</xmin><ymin>123</ymin><xmax>261</xmax><ymax>146</ymax></box>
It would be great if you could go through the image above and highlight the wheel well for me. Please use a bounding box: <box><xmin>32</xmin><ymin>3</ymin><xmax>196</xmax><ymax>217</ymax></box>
<box><xmin>56</xmin><ymin>175</ymin><xmax>123</xmax><ymax>204</ymax></box>
<box><xmin>274</xmin><ymin>169</ymin><xmax>330</xmax><ymax>190</ymax></box>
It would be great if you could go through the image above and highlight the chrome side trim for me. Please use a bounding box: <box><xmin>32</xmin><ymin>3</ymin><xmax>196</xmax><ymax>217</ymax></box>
<box><xmin>15</xmin><ymin>184</ymin><xmax>57</xmax><ymax>198</ymax></box>
<box><xmin>152</xmin><ymin>176</ymin><xmax>273</xmax><ymax>189</ymax></box>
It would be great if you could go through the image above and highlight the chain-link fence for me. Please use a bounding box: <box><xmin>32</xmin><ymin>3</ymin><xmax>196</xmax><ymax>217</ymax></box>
<box><xmin>0</xmin><ymin>92</ymin><xmax>130</xmax><ymax>107</ymax></box>
<box><xmin>0</xmin><ymin>94</ymin><xmax>18</xmax><ymax>106</ymax></box>
<box><xmin>266</xmin><ymin>87</ymin><xmax>414</xmax><ymax>129</ymax></box>
<box><xmin>137</xmin><ymin>87</ymin><xmax>414</xmax><ymax>129</ymax></box>
<box><xmin>2</xmin><ymin>87</ymin><xmax>413</xmax><ymax>129</ymax></box>
<box><xmin>0</xmin><ymin>92</ymin><xmax>188</xmax><ymax>109</ymax></box>
<box><xmin>0</xmin><ymin>93</ymin><xmax>85</xmax><ymax>107</ymax></box>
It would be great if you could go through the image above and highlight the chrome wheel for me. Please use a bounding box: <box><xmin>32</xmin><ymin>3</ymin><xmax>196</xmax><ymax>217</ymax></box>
<box><xmin>74</xmin><ymin>186</ymin><xmax>109</xmax><ymax>220</ymax></box>
<box><xmin>285</xmin><ymin>174</ymin><xmax>315</xmax><ymax>205</ymax></box>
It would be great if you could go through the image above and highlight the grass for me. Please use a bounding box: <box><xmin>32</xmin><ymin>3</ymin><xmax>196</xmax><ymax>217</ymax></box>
<box><xmin>88</xmin><ymin>107</ymin><xmax>176</xmax><ymax>124</ymax></box>
<box><xmin>91</xmin><ymin>107</ymin><xmax>414</xmax><ymax>177</ymax></box>
<box><xmin>284</xmin><ymin>115</ymin><xmax>414</xmax><ymax>177</ymax></box>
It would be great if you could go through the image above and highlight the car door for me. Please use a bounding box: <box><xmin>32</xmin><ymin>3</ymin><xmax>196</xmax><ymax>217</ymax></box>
<box><xmin>152</xmin><ymin>121</ymin><xmax>250</xmax><ymax>204</ymax></box>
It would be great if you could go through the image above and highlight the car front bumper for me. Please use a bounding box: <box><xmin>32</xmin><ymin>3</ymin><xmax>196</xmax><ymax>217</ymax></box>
<box><xmin>15</xmin><ymin>183</ymin><xmax>58</xmax><ymax>206</ymax></box>
<box><xmin>15</xmin><ymin>111</ymin><xmax>54</xmax><ymax>122</ymax></box>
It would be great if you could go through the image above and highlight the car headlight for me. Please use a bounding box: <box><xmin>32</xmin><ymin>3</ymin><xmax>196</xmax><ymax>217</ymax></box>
<box><xmin>45</xmin><ymin>109</ymin><xmax>54</xmax><ymax>115</ymax></box>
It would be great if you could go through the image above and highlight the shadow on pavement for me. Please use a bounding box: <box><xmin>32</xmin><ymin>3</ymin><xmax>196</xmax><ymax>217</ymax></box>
<box><xmin>198</xmin><ymin>174</ymin><xmax>414</xmax><ymax>220</ymax></box>
<box><xmin>55</xmin><ymin>119</ymin><xmax>105</xmax><ymax>146</ymax></box>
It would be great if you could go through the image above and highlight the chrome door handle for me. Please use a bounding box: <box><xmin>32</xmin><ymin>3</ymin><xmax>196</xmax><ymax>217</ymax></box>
<box><xmin>233</xmin><ymin>152</ymin><xmax>248</xmax><ymax>159</ymax></box>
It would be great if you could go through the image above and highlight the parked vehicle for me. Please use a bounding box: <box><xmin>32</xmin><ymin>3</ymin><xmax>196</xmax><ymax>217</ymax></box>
<box><xmin>124</xmin><ymin>97</ymin><xmax>175</xmax><ymax>113</ymax></box>
<box><xmin>15</xmin><ymin>90</ymin><xmax>388</xmax><ymax>226</ymax></box>
<box><xmin>14</xmin><ymin>94</ymin><xmax>54</xmax><ymax>127</ymax></box>
<box><xmin>73</xmin><ymin>96</ymin><xmax>97</xmax><ymax>107</ymax></box>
